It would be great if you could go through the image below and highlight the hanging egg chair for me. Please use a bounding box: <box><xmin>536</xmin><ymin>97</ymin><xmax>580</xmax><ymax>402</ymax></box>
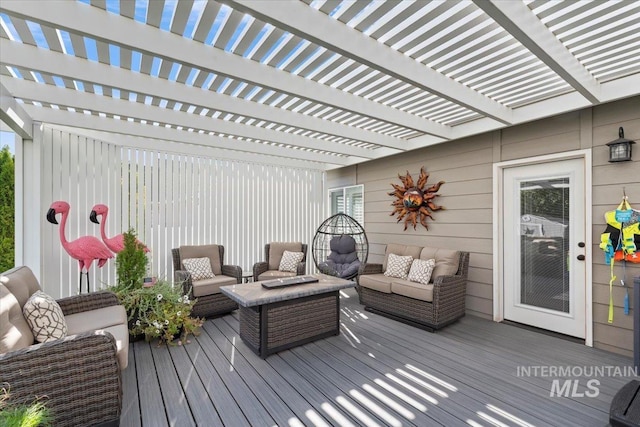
<box><xmin>312</xmin><ymin>213</ymin><xmax>368</xmax><ymax>280</ymax></box>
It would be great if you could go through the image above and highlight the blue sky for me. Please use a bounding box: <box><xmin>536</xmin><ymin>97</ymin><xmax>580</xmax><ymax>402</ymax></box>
<box><xmin>1</xmin><ymin>131</ymin><xmax>15</xmax><ymax>153</ymax></box>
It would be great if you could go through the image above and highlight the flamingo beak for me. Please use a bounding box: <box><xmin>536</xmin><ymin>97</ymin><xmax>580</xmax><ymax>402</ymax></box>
<box><xmin>89</xmin><ymin>210</ymin><xmax>100</xmax><ymax>224</ymax></box>
<box><xmin>46</xmin><ymin>208</ymin><xmax>58</xmax><ymax>224</ymax></box>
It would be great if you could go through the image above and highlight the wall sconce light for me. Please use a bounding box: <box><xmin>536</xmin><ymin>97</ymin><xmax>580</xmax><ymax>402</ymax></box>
<box><xmin>607</xmin><ymin>127</ymin><xmax>635</xmax><ymax>162</ymax></box>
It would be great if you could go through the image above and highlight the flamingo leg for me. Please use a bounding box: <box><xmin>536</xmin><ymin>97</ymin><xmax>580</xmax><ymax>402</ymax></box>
<box><xmin>86</xmin><ymin>272</ymin><xmax>90</xmax><ymax>294</ymax></box>
<box><xmin>78</xmin><ymin>269</ymin><xmax>83</xmax><ymax>294</ymax></box>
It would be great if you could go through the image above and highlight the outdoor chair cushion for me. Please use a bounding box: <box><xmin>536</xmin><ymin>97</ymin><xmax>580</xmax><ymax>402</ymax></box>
<box><xmin>407</xmin><ymin>258</ymin><xmax>436</xmax><ymax>285</ymax></box>
<box><xmin>66</xmin><ymin>306</ymin><xmax>129</xmax><ymax>369</ymax></box>
<box><xmin>0</xmin><ymin>283</ymin><xmax>34</xmax><ymax>353</ymax></box>
<box><xmin>384</xmin><ymin>254</ymin><xmax>413</xmax><ymax>279</ymax></box>
<box><xmin>182</xmin><ymin>257</ymin><xmax>215</xmax><ymax>280</ymax></box>
<box><xmin>191</xmin><ymin>275</ymin><xmax>238</xmax><ymax>297</ymax></box>
<box><xmin>383</xmin><ymin>244</ymin><xmax>422</xmax><ymax>271</ymax></box>
<box><xmin>359</xmin><ymin>274</ymin><xmax>392</xmax><ymax>293</ymax></box>
<box><xmin>23</xmin><ymin>290</ymin><xmax>68</xmax><ymax>343</ymax></box>
<box><xmin>268</xmin><ymin>242</ymin><xmax>303</xmax><ymax>270</ymax></box>
<box><xmin>391</xmin><ymin>280</ymin><xmax>434</xmax><ymax>302</ymax></box>
<box><xmin>180</xmin><ymin>244</ymin><xmax>223</xmax><ymax>275</ymax></box>
<box><xmin>279</xmin><ymin>250</ymin><xmax>305</xmax><ymax>272</ymax></box>
<box><xmin>420</xmin><ymin>247</ymin><xmax>460</xmax><ymax>279</ymax></box>
<box><xmin>320</xmin><ymin>235</ymin><xmax>361</xmax><ymax>278</ymax></box>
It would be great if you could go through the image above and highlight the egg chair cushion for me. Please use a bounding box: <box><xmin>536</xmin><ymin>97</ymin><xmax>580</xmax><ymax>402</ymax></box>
<box><xmin>319</xmin><ymin>235</ymin><xmax>361</xmax><ymax>278</ymax></box>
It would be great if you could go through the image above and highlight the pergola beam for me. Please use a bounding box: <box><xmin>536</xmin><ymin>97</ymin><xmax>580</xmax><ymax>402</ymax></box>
<box><xmin>21</xmin><ymin>105</ymin><xmax>339</xmax><ymax>170</ymax></box>
<box><xmin>224</xmin><ymin>0</ymin><xmax>513</xmax><ymax>124</ymax></box>
<box><xmin>3</xmin><ymin>78</ymin><xmax>356</xmax><ymax>165</ymax></box>
<box><xmin>0</xmin><ymin>81</ymin><xmax>32</xmax><ymax>139</ymax></box>
<box><xmin>0</xmin><ymin>0</ymin><xmax>450</xmax><ymax>138</ymax></box>
<box><xmin>0</xmin><ymin>39</ymin><xmax>406</xmax><ymax>153</ymax></box>
<box><xmin>473</xmin><ymin>0</ymin><xmax>601</xmax><ymax>104</ymax></box>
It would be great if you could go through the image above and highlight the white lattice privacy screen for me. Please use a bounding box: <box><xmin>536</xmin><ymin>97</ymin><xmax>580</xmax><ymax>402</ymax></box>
<box><xmin>38</xmin><ymin>125</ymin><xmax>325</xmax><ymax>298</ymax></box>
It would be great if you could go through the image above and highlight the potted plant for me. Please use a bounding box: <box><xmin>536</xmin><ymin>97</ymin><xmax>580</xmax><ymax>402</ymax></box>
<box><xmin>0</xmin><ymin>387</ymin><xmax>52</xmax><ymax>427</ymax></box>
<box><xmin>110</xmin><ymin>230</ymin><xmax>203</xmax><ymax>344</ymax></box>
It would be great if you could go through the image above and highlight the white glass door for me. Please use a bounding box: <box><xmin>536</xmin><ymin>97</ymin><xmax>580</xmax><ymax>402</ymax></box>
<box><xmin>503</xmin><ymin>158</ymin><xmax>586</xmax><ymax>338</ymax></box>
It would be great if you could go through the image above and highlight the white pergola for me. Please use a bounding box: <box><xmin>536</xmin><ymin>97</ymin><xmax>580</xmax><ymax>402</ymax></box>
<box><xmin>1</xmin><ymin>0</ymin><xmax>640</xmax><ymax>170</ymax></box>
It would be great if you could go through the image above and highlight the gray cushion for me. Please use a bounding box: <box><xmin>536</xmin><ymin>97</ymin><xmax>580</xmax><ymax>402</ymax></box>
<box><xmin>180</xmin><ymin>245</ymin><xmax>222</xmax><ymax>275</ymax></box>
<box><xmin>419</xmin><ymin>247</ymin><xmax>460</xmax><ymax>278</ymax></box>
<box><xmin>0</xmin><ymin>283</ymin><xmax>34</xmax><ymax>354</ymax></box>
<box><xmin>268</xmin><ymin>242</ymin><xmax>302</xmax><ymax>270</ymax></box>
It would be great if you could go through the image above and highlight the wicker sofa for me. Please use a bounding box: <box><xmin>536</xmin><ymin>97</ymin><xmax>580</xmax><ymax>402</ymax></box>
<box><xmin>357</xmin><ymin>244</ymin><xmax>469</xmax><ymax>331</ymax></box>
<box><xmin>0</xmin><ymin>266</ymin><xmax>125</xmax><ymax>427</ymax></box>
<box><xmin>172</xmin><ymin>244</ymin><xmax>242</xmax><ymax>318</ymax></box>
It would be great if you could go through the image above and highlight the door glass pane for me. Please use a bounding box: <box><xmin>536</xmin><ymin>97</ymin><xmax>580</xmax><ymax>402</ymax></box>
<box><xmin>329</xmin><ymin>190</ymin><xmax>344</xmax><ymax>216</ymax></box>
<box><xmin>345</xmin><ymin>186</ymin><xmax>364</xmax><ymax>225</ymax></box>
<box><xmin>520</xmin><ymin>177</ymin><xmax>570</xmax><ymax>313</ymax></box>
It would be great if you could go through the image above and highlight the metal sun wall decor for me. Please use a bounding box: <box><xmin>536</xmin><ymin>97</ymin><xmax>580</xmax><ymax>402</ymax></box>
<box><xmin>389</xmin><ymin>167</ymin><xmax>445</xmax><ymax>231</ymax></box>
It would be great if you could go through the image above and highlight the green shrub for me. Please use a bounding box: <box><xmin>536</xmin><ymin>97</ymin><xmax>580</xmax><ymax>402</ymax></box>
<box><xmin>0</xmin><ymin>387</ymin><xmax>52</xmax><ymax>427</ymax></box>
<box><xmin>115</xmin><ymin>229</ymin><xmax>147</xmax><ymax>290</ymax></box>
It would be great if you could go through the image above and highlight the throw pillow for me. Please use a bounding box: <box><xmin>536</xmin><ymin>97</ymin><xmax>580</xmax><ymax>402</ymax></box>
<box><xmin>279</xmin><ymin>250</ymin><xmax>304</xmax><ymax>272</ymax></box>
<box><xmin>408</xmin><ymin>258</ymin><xmax>436</xmax><ymax>285</ymax></box>
<box><xmin>384</xmin><ymin>254</ymin><xmax>413</xmax><ymax>279</ymax></box>
<box><xmin>23</xmin><ymin>290</ymin><xmax>67</xmax><ymax>343</ymax></box>
<box><xmin>183</xmin><ymin>257</ymin><xmax>215</xmax><ymax>281</ymax></box>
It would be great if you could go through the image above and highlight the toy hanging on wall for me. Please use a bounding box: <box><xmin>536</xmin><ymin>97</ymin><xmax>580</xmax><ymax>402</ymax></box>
<box><xmin>600</xmin><ymin>190</ymin><xmax>640</xmax><ymax>323</ymax></box>
<box><xmin>388</xmin><ymin>166</ymin><xmax>444</xmax><ymax>231</ymax></box>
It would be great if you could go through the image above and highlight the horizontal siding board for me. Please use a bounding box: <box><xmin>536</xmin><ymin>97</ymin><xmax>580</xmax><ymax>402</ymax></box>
<box><xmin>500</xmin><ymin>131</ymin><xmax>580</xmax><ymax>161</ymax></box>
<box><xmin>501</xmin><ymin>111</ymin><xmax>580</xmax><ymax>145</ymax></box>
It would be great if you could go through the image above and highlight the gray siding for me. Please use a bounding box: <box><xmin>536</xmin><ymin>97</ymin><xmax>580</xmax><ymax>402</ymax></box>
<box><xmin>328</xmin><ymin>96</ymin><xmax>640</xmax><ymax>356</ymax></box>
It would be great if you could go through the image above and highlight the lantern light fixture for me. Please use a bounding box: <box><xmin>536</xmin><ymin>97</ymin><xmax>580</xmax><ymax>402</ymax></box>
<box><xmin>606</xmin><ymin>127</ymin><xmax>635</xmax><ymax>162</ymax></box>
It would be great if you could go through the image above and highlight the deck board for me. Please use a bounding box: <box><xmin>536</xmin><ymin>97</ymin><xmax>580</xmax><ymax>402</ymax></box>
<box><xmin>121</xmin><ymin>288</ymin><xmax>637</xmax><ymax>426</ymax></box>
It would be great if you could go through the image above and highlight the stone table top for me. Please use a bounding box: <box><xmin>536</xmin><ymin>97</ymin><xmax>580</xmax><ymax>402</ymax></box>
<box><xmin>220</xmin><ymin>274</ymin><xmax>356</xmax><ymax>307</ymax></box>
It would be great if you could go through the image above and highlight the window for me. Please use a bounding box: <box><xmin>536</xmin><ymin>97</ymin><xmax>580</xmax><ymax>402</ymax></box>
<box><xmin>328</xmin><ymin>185</ymin><xmax>364</xmax><ymax>225</ymax></box>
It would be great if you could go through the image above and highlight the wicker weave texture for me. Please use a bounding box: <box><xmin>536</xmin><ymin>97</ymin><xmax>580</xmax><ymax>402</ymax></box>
<box><xmin>266</xmin><ymin>296</ymin><xmax>336</xmax><ymax>348</ymax></box>
<box><xmin>56</xmin><ymin>290</ymin><xmax>120</xmax><ymax>316</ymax></box>
<box><xmin>0</xmin><ymin>332</ymin><xmax>122</xmax><ymax>427</ymax></box>
<box><xmin>239</xmin><ymin>307</ymin><xmax>260</xmax><ymax>350</ymax></box>
<box><xmin>239</xmin><ymin>295</ymin><xmax>337</xmax><ymax>354</ymax></box>
<box><xmin>358</xmin><ymin>251</ymin><xmax>469</xmax><ymax>329</ymax></box>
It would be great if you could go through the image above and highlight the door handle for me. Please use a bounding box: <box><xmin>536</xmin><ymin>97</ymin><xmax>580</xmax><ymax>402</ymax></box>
<box><xmin>578</xmin><ymin>242</ymin><xmax>585</xmax><ymax>248</ymax></box>
<box><xmin>577</xmin><ymin>254</ymin><xmax>585</xmax><ymax>261</ymax></box>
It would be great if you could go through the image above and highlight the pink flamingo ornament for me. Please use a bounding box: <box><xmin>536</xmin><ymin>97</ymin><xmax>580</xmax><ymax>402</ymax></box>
<box><xmin>47</xmin><ymin>201</ymin><xmax>114</xmax><ymax>294</ymax></box>
<box><xmin>89</xmin><ymin>204</ymin><xmax>150</xmax><ymax>253</ymax></box>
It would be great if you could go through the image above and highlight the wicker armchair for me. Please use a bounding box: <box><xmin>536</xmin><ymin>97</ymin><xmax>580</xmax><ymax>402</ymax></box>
<box><xmin>253</xmin><ymin>242</ymin><xmax>308</xmax><ymax>281</ymax></box>
<box><xmin>0</xmin><ymin>266</ymin><xmax>124</xmax><ymax>427</ymax></box>
<box><xmin>357</xmin><ymin>246</ymin><xmax>469</xmax><ymax>331</ymax></box>
<box><xmin>172</xmin><ymin>244</ymin><xmax>242</xmax><ymax>318</ymax></box>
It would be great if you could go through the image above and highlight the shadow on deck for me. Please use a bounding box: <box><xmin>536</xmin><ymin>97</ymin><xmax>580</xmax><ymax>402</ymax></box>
<box><xmin>121</xmin><ymin>288</ymin><xmax>636</xmax><ymax>427</ymax></box>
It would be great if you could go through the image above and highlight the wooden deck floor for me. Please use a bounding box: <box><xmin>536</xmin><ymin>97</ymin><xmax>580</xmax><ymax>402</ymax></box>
<box><xmin>121</xmin><ymin>289</ymin><xmax>636</xmax><ymax>426</ymax></box>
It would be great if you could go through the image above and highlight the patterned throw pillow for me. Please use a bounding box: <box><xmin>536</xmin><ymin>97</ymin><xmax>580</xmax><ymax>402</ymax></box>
<box><xmin>279</xmin><ymin>250</ymin><xmax>304</xmax><ymax>272</ymax></box>
<box><xmin>384</xmin><ymin>254</ymin><xmax>413</xmax><ymax>279</ymax></box>
<box><xmin>183</xmin><ymin>257</ymin><xmax>215</xmax><ymax>281</ymax></box>
<box><xmin>23</xmin><ymin>290</ymin><xmax>68</xmax><ymax>343</ymax></box>
<box><xmin>408</xmin><ymin>258</ymin><xmax>436</xmax><ymax>285</ymax></box>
